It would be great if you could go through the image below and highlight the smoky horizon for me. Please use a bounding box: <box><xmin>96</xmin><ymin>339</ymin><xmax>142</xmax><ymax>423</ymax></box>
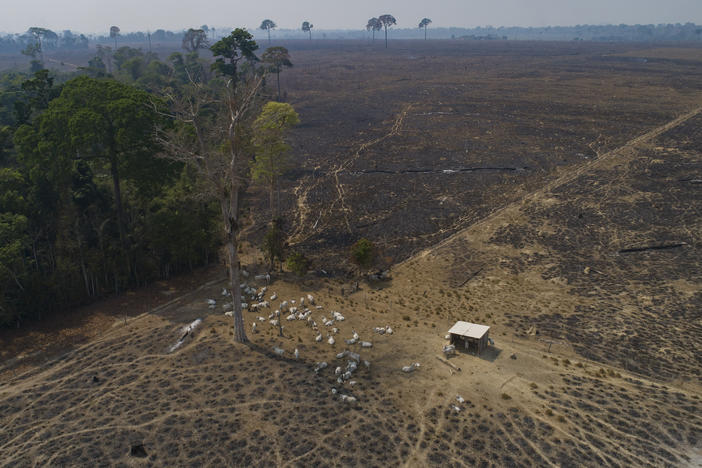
<box><xmin>2</xmin><ymin>0</ymin><xmax>701</xmax><ymax>35</ymax></box>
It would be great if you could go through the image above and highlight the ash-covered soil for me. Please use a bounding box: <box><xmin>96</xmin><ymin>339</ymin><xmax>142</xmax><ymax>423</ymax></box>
<box><xmin>488</xmin><ymin>114</ymin><xmax>702</xmax><ymax>382</ymax></box>
<box><xmin>2</xmin><ymin>41</ymin><xmax>702</xmax><ymax>467</ymax></box>
<box><xmin>249</xmin><ymin>40</ymin><xmax>702</xmax><ymax>270</ymax></box>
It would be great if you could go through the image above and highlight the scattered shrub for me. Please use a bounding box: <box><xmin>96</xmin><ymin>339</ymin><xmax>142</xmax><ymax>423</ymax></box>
<box><xmin>262</xmin><ymin>220</ymin><xmax>285</xmax><ymax>270</ymax></box>
<box><xmin>350</xmin><ymin>238</ymin><xmax>376</xmax><ymax>269</ymax></box>
<box><xmin>286</xmin><ymin>251</ymin><xmax>310</xmax><ymax>276</ymax></box>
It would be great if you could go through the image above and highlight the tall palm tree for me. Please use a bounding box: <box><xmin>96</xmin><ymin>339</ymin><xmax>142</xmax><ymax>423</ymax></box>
<box><xmin>109</xmin><ymin>25</ymin><xmax>120</xmax><ymax>49</ymax></box>
<box><xmin>419</xmin><ymin>18</ymin><xmax>432</xmax><ymax>40</ymax></box>
<box><xmin>260</xmin><ymin>19</ymin><xmax>277</xmax><ymax>44</ymax></box>
<box><xmin>302</xmin><ymin>21</ymin><xmax>313</xmax><ymax>40</ymax></box>
<box><xmin>378</xmin><ymin>15</ymin><xmax>397</xmax><ymax>48</ymax></box>
<box><xmin>261</xmin><ymin>46</ymin><xmax>292</xmax><ymax>100</ymax></box>
<box><xmin>366</xmin><ymin>18</ymin><xmax>382</xmax><ymax>41</ymax></box>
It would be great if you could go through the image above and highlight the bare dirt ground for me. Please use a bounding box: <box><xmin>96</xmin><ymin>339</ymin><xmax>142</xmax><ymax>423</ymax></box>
<box><xmin>1</xmin><ymin>41</ymin><xmax>701</xmax><ymax>466</ymax></box>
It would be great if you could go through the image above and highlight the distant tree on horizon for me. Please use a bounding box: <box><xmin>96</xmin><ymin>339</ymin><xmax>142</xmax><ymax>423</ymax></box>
<box><xmin>378</xmin><ymin>14</ymin><xmax>397</xmax><ymax>48</ymax></box>
<box><xmin>419</xmin><ymin>18</ymin><xmax>432</xmax><ymax>40</ymax></box>
<box><xmin>94</xmin><ymin>44</ymin><xmax>112</xmax><ymax>73</ymax></box>
<box><xmin>261</xmin><ymin>46</ymin><xmax>292</xmax><ymax>100</ymax></box>
<box><xmin>302</xmin><ymin>21</ymin><xmax>313</xmax><ymax>40</ymax></box>
<box><xmin>182</xmin><ymin>28</ymin><xmax>209</xmax><ymax>53</ymax></box>
<box><xmin>366</xmin><ymin>17</ymin><xmax>382</xmax><ymax>41</ymax></box>
<box><xmin>29</xmin><ymin>27</ymin><xmax>58</xmax><ymax>49</ymax></box>
<box><xmin>59</xmin><ymin>30</ymin><xmax>89</xmax><ymax>49</ymax></box>
<box><xmin>109</xmin><ymin>25</ymin><xmax>120</xmax><ymax>49</ymax></box>
<box><xmin>260</xmin><ymin>19</ymin><xmax>277</xmax><ymax>44</ymax></box>
<box><xmin>22</xmin><ymin>27</ymin><xmax>55</xmax><ymax>70</ymax></box>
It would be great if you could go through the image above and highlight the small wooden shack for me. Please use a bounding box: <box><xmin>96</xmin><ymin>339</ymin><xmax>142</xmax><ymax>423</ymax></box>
<box><xmin>448</xmin><ymin>321</ymin><xmax>490</xmax><ymax>354</ymax></box>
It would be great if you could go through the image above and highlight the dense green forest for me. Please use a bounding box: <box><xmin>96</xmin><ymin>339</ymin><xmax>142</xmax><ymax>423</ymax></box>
<box><xmin>0</xmin><ymin>29</ymin><xmax>287</xmax><ymax>327</ymax></box>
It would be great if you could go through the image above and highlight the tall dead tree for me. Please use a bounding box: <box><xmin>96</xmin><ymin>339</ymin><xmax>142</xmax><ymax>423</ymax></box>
<box><xmin>156</xmin><ymin>74</ymin><xmax>263</xmax><ymax>343</ymax></box>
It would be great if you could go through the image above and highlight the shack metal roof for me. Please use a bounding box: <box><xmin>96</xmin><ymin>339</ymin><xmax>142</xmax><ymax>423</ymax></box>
<box><xmin>448</xmin><ymin>321</ymin><xmax>490</xmax><ymax>339</ymax></box>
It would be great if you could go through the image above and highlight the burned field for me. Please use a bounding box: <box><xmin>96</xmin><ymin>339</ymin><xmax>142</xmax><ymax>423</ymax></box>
<box><xmin>262</xmin><ymin>40</ymin><xmax>702</xmax><ymax>269</ymax></box>
<box><xmin>490</xmin><ymin>113</ymin><xmax>702</xmax><ymax>383</ymax></box>
<box><xmin>2</xmin><ymin>41</ymin><xmax>702</xmax><ymax>466</ymax></box>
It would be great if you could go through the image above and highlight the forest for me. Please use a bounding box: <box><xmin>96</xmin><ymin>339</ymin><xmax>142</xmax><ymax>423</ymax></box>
<box><xmin>0</xmin><ymin>28</ymin><xmax>296</xmax><ymax>328</ymax></box>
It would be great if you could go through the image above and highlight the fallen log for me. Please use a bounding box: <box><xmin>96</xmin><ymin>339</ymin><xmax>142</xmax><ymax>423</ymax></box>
<box><xmin>436</xmin><ymin>355</ymin><xmax>461</xmax><ymax>372</ymax></box>
<box><xmin>458</xmin><ymin>266</ymin><xmax>484</xmax><ymax>287</ymax></box>
<box><xmin>619</xmin><ymin>243</ymin><xmax>687</xmax><ymax>254</ymax></box>
<box><xmin>169</xmin><ymin>318</ymin><xmax>202</xmax><ymax>353</ymax></box>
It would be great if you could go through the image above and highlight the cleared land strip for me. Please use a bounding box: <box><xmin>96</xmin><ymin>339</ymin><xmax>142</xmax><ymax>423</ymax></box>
<box><xmin>401</xmin><ymin>104</ymin><xmax>702</xmax><ymax>267</ymax></box>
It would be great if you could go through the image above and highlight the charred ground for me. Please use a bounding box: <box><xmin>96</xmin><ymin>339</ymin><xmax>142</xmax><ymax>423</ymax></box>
<box><xmin>263</xmin><ymin>40</ymin><xmax>702</xmax><ymax>271</ymax></box>
<box><xmin>1</xmin><ymin>40</ymin><xmax>701</xmax><ymax>467</ymax></box>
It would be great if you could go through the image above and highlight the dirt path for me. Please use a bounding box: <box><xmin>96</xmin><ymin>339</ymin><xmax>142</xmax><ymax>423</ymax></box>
<box><xmin>45</xmin><ymin>57</ymin><xmax>81</xmax><ymax>70</ymax></box>
<box><xmin>290</xmin><ymin>104</ymin><xmax>413</xmax><ymax>243</ymax></box>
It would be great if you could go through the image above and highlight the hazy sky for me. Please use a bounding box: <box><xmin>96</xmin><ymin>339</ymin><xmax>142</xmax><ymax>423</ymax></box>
<box><xmin>3</xmin><ymin>0</ymin><xmax>702</xmax><ymax>34</ymax></box>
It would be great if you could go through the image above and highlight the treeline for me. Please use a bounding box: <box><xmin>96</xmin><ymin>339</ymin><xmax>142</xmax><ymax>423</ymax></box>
<box><xmin>488</xmin><ymin>23</ymin><xmax>702</xmax><ymax>42</ymax></box>
<box><xmin>2</xmin><ymin>22</ymin><xmax>701</xmax><ymax>56</ymax></box>
<box><xmin>0</xmin><ymin>29</ymin><xmax>90</xmax><ymax>53</ymax></box>
<box><xmin>266</xmin><ymin>23</ymin><xmax>702</xmax><ymax>42</ymax></box>
<box><xmin>0</xmin><ymin>26</ymin><xmax>214</xmax><ymax>55</ymax></box>
<box><xmin>0</xmin><ymin>29</ymin><xmax>292</xmax><ymax>328</ymax></box>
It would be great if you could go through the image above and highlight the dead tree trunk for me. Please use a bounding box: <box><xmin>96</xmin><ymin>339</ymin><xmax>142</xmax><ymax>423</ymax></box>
<box><xmin>156</xmin><ymin>73</ymin><xmax>263</xmax><ymax>345</ymax></box>
<box><xmin>276</xmin><ymin>70</ymin><xmax>281</xmax><ymax>101</ymax></box>
<box><xmin>222</xmin><ymin>189</ymin><xmax>247</xmax><ymax>343</ymax></box>
<box><xmin>269</xmin><ymin>180</ymin><xmax>276</xmax><ymax>222</ymax></box>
